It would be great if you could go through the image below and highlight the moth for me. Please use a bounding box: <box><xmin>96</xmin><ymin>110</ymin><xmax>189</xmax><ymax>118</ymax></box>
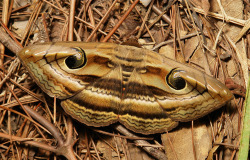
<box><xmin>18</xmin><ymin>42</ymin><xmax>233</xmax><ymax>134</ymax></box>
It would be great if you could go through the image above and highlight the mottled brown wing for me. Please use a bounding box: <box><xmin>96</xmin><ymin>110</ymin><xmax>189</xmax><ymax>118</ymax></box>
<box><xmin>18</xmin><ymin>42</ymin><xmax>123</xmax><ymax>126</ymax></box>
<box><xmin>114</xmin><ymin>46</ymin><xmax>233</xmax><ymax>134</ymax></box>
<box><xmin>61</xmin><ymin>66</ymin><xmax>123</xmax><ymax>127</ymax></box>
<box><xmin>119</xmin><ymin>68</ymin><xmax>179</xmax><ymax>134</ymax></box>
<box><xmin>153</xmin><ymin>53</ymin><xmax>233</xmax><ymax>122</ymax></box>
<box><xmin>116</xmin><ymin>50</ymin><xmax>178</xmax><ymax>134</ymax></box>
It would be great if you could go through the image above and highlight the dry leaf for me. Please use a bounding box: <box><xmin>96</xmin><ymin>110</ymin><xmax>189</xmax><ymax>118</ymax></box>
<box><xmin>159</xmin><ymin>45</ymin><xmax>175</xmax><ymax>60</ymax></box>
<box><xmin>96</xmin><ymin>136</ymin><xmax>152</xmax><ymax>160</ymax></box>
<box><xmin>183</xmin><ymin>36</ymin><xmax>199</xmax><ymax>61</ymax></box>
<box><xmin>162</xmin><ymin>121</ymin><xmax>212</xmax><ymax>160</ymax></box>
<box><xmin>201</xmin><ymin>0</ymin><xmax>210</xmax><ymax>16</ymax></box>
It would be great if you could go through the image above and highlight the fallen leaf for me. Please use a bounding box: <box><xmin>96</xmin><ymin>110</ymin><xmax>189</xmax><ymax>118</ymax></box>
<box><xmin>183</xmin><ymin>36</ymin><xmax>199</xmax><ymax>61</ymax></box>
<box><xmin>162</xmin><ymin>121</ymin><xmax>212</xmax><ymax>160</ymax></box>
<box><xmin>202</xmin><ymin>0</ymin><xmax>210</xmax><ymax>16</ymax></box>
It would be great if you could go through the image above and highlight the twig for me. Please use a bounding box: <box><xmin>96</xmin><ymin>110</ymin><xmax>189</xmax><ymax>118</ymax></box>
<box><xmin>90</xmin><ymin>136</ymin><xmax>102</xmax><ymax>160</ymax></box>
<box><xmin>9</xmin><ymin>78</ymin><xmax>44</xmax><ymax>102</ymax></box>
<box><xmin>213</xmin><ymin>24</ymin><xmax>225</xmax><ymax>50</ymax></box>
<box><xmin>137</xmin><ymin>0</ymin><xmax>154</xmax><ymax>38</ymax></box>
<box><xmin>165</xmin><ymin>131</ymin><xmax>178</xmax><ymax>160</ymax></box>
<box><xmin>227</xmin><ymin>36</ymin><xmax>249</xmax><ymax>87</ymax></box>
<box><xmin>59</xmin><ymin>117</ymin><xmax>77</xmax><ymax>160</ymax></box>
<box><xmin>114</xmin><ymin>124</ymin><xmax>168</xmax><ymax>160</ymax></box>
<box><xmin>152</xmin><ymin>32</ymin><xmax>201</xmax><ymax>50</ymax></box>
<box><xmin>22</xmin><ymin>105</ymin><xmax>64</xmax><ymax>146</ymax></box>
<box><xmin>21</xmin><ymin>1</ymin><xmax>43</xmax><ymax>46</ymax></box>
<box><xmin>41</xmin><ymin>13</ymin><xmax>51</xmax><ymax>41</ymax></box>
<box><xmin>0</xmin><ymin>0</ymin><xmax>9</xmax><ymax>68</ymax></box>
<box><xmin>152</xmin><ymin>5</ymin><xmax>171</xmax><ymax>24</ymax></box>
<box><xmin>0</xmin><ymin>132</ymin><xmax>58</xmax><ymax>153</ymax></box>
<box><xmin>234</xmin><ymin>19</ymin><xmax>250</xmax><ymax>42</ymax></box>
<box><xmin>0</xmin><ymin>26</ymin><xmax>22</xmax><ymax>54</ymax></box>
<box><xmin>86</xmin><ymin>0</ymin><xmax>119</xmax><ymax>42</ymax></box>
<box><xmin>0</xmin><ymin>105</ymin><xmax>49</xmax><ymax>133</ymax></box>
<box><xmin>0</xmin><ymin>58</ymin><xmax>19</xmax><ymax>87</ymax></box>
<box><xmin>42</xmin><ymin>0</ymin><xmax>109</xmax><ymax>38</ymax></box>
<box><xmin>68</xmin><ymin>0</ymin><xmax>76</xmax><ymax>41</ymax></box>
<box><xmin>0</xmin><ymin>95</ymin><xmax>40</xmax><ymax>109</ymax></box>
<box><xmin>101</xmin><ymin>0</ymin><xmax>140</xmax><ymax>42</ymax></box>
<box><xmin>193</xmin><ymin>7</ymin><xmax>247</xmax><ymax>26</ymax></box>
<box><xmin>191</xmin><ymin>121</ymin><xmax>197</xmax><ymax>160</ymax></box>
<box><xmin>216</xmin><ymin>0</ymin><xmax>229</xmax><ymax>22</ymax></box>
<box><xmin>1</xmin><ymin>103</ymin><xmax>78</xmax><ymax>159</ymax></box>
<box><xmin>92</xmin><ymin>127</ymin><xmax>153</xmax><ymax>140</ymax></box>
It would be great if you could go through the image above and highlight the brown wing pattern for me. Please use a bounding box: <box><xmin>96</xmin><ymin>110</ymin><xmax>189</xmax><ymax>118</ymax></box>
<box><xmin>18</xmin><ymin>42</ymin><xmax>233</xmax><ymax>134</ymax></box>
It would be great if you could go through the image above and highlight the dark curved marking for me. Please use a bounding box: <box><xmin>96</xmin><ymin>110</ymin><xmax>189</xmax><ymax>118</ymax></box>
<box><xmin>120</xmin><ymin>104</ymin><xmax>168</xmax><ymax>119</ymax></box>
<box><xmin>72</xmin><ymin>47</ymin><xmax>87</xmax><ymax>66</ymax></box>
<box><xmin>124</xmin><ymin>82</ymin><xmax>154</xmax><ymax>97</ymax></box>
<box><xmin>202</xmin><ymin>73</ymin><xmax>213</xmax><ymax>99</ymax></box>
<box><xmin>86</xmin><ymin>80</ymin><xmax>164</xmax><ymax>98</ymax></box>
<box><xmin>90</xmin><ymin>78</ymin><xmax>122</xmax><ymax>94</ymax></box>
<box><xmin>68</xmin><ymin>95</ymin><xmax>120</xmax><ymax>114</ymax></box>
<box><xmin>54</xmin><ymin>53</ymin><xmax>86</xmax><ymax>84</ymax></box>
<box><xmin>29</xmin><ymin>63</ymin><xmax>64</xmax><ymax>97</ymax></box>
<box><xmin>33</xmin><ymin>56</ymin><xmax>82</xmax><ymax>95</ymax></box>
<box><xmin>123</xmin><ymin>77</ymin><xmax>129</xmax><ymax>82</ymax></box>
<box><xmin>51</xmin><ymin>56</ymin><xmax>102</xmax><ymax>83</ymax></box>
<box><xmin>121</xmin><ymin>64</ymin><xmax>135</xmax><ymax>72</ymax></box>
<box><xmin>160</xmin><ymin>85</ymin><xmax>213</xmax><ymax>113</ymax></box>
<box><xmin>170</xmin><ymin>100</ymin><xmax>223</xmax><ymax>121</ymax></box>
<box><xmin>159</xmin><ymin>90</ymin><xmax>204</xmax><ymax>101</ymax></box>
<box><xmin>120</xmin><ymin>115</ymin><xmax>171</xmax><ymax>129</ymax></box>
<box><xmin>66</xmin><ymin>104</ymin><xmax>117</xmax><ymax>121</ymax></box>
<box><xmin>52</xmin><ymin>58</ymin><xmax>120</xmax><ymax>87</ymax></box>
<box><xmin>148</xmin><ymin>84</ymin><xmax>196</xmax><ymax>97</ymax></box>
<box><xmin>120</xmin><ymin>75</ymin><xmax>168</xmax><ymax>118</ymax></box>
<box><xmin>69</xmin><ymin>95</ymin><xmax>167</xmax><ymax>119</ymax></box>
<box><xmin>32</xmin><ymin>43</ymin><xmax>56</xmax><ymax>64</ymax></box>
<box><xmin>43</xmin><ymin>43</ymin><xmax>53</xmax><ymax>63</ymax></box>
<box><xmin>115</xmin><ymin>55</ymin><xmax>143</xmax><ymax>62</ymax></box>
<box><xmin>37</xmin><ymin>58</ymin><xmax>103</xmax><ymax>89</ymax></box>
<box><xmin>163</xmin><ymin>92</ymin><xmax>215</xmax><ymax>115</ymax></box>
<box><xmin>201</xmin><ymin>73</ymin><xmax>222</xmax><ymax>99</ymax></box>
<box><xmin>122</xmin><ymin>72</ymin><xmax>131</xmax><ymax>78</ymax></box>
<box><xmin>44</xmin><ymin>64</ymin><xmax>77</xmax><ymax>95</ymax></box>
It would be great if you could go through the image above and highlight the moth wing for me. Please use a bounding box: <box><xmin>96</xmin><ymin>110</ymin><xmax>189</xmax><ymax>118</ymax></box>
<box><xmin>158</xmin><ymin>54</ymin><xmax>233</xmax><ymax>121</ymax></box>
<box><xmin>138</xmin><ymin>51</ymin><xmax>233</xmax><ymax>122</ymax></box>
<box><xmin>61</xmin><ymin>66</ymin><xmax>123</xmax><ymax>127</ymax></box>
<box><xmin>118</xmin><ymin>53</ymin><xmax>178</xmax><ymax>134</ymax></box>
